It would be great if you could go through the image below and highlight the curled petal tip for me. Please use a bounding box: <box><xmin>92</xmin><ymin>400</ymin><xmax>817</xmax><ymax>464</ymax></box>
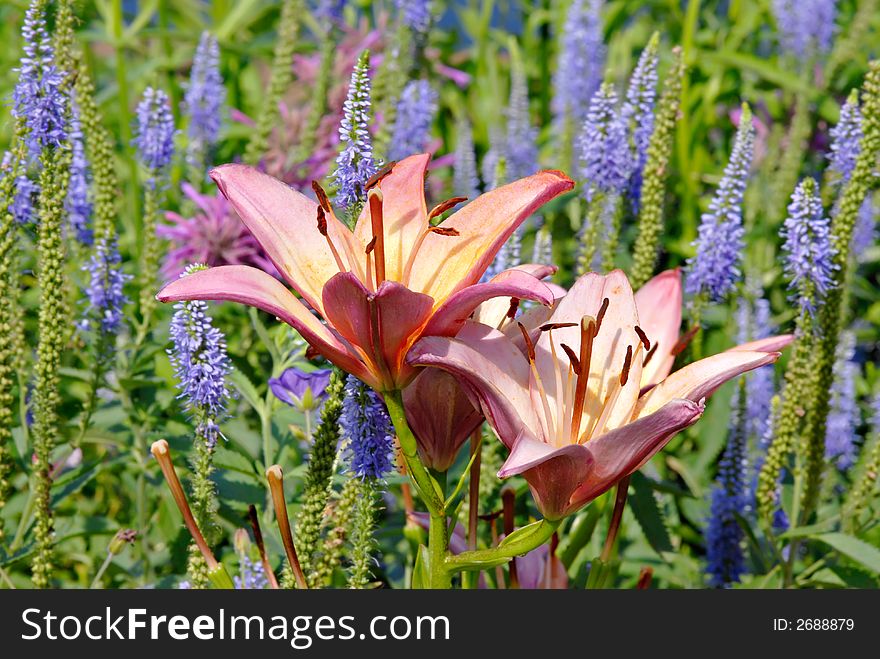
<box><xmin>538</xmin><ymin>169</ymin><xmax>576</xmax><ymax>188</ymax></box>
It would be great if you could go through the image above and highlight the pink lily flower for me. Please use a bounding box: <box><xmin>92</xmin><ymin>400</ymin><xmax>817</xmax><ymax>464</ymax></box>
<box><xmin>408</xmin><ymin>269</ymin><xmax>794</xmax><ymax>519</ymax></box>
<box><xmin>157</xmin><ymin>154</ymin><xmax>574</xmax><ymax>391</ymax></box>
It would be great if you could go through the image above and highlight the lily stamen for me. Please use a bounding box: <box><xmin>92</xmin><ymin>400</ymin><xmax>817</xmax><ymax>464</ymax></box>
<box><xmin>634</xmin><ymin>325</ymin><xmax>651</xmax><ymax>351</ymax></box>
<box><xmin>569</xmin><ymin>315</ymin><xmax>597</xmax><ymax>444</ymax></box>
<box><xmin>595</xmin><ymin>297</ymin><xmax>610</xmax><ymax>331</ymax></box>
<box><xmin>643</xmin><ymin>342</ymin><xmax>658</xmax><ymax>366</ymax></box>
<box><xmin>365</xmin><ymin>161</ymin><xmax>397</xmax><ymax>190</ymax></box>
<box><xmin>590</xmin><ymin>343</ymin><xmax>642</xmax><ymax>440</ymax></box>
<box><xmin>365</xmin><ymin>236</ymin><xmax>377</xmax><ymax>291</ymax></box>
<box><xmin>401</xmin><ymin>223</ymin><xmax>461</xmax><ymax>286</ymax></box>
<box><xmin>620</xmin><ymin>345</ymin><xmax>634</xmax><ymax>387</ymax></box>
<box><xmin>316</xmin><ymin>206</ymin><xmax>348</xmax><ymax>273</ymax></box>
<box><xmin>560</xmin><ymin>342</ymin><xmax>581</xmax><ymax>373</ymax></box>
<box><xmin>428</xmin><ymin>196</ymin><xmax>467</xmax><ymax>221</ymax></box>
<box><xmin>368</xmin><ymin>189</ymin><xmax>387</xmax><ymax>285</ymax></box>
<box><xmin>547</xmin><ymin>330</ymin><xmax>568</xmax><ymax>446</ymax></box>
<box><xmin>311</xmin><ymin>180</ymin><xmax>332</xmax><ymax>212</ymax></box>
<box><xmin>671</xmin><ymin>324</ymin><xmax>700</xmax><ymax>356</ymax></box>
<box><xmin>506</xmin><ymin>297</ymin><xmax>520</xmax><ymax>320</ymax></box>
<box><xmin>518</xmin><ymin>322</ymin><xmax>557</xmax><ymax>442</ymax></box>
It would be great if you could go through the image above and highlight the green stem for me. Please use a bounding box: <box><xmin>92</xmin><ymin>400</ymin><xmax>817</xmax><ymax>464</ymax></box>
<box><xmin>383</xmin><ymin>390</ymin><xmax>444</xmax><ymax>513</ymax></box>
<box><xmin>428</xmin><ymin>511</ymin><xmax>451</xmax><ymax>589</ymax></box>
<box><xmin>90</xmin><ymin>552</ymin><xmax>114</xmax><ymax>589</ymax></box>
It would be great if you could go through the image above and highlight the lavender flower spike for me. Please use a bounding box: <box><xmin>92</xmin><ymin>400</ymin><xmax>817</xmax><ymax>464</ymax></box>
<box><xmin>852</xmin><ymin>197</ymin><xmax>877</xmax><ymax>260</ymax></box>
<box><xmin>828</xmin><ymin>91</ymin><xmax>862</xmax><ymax>185</ymax></box>
<box><xmin>621</xmin><ymin>34</ymin><xmax>660</xmax><ymax>206</ymax></box>
<box><xmin>780</xmin><ymin>178</ymin><xmax>837</xmax><ymax>316</ymax></box>
<box><xmin>184</xmin><ymin>32</ymin><xmax>225</xmax><ymax>170</ymax></box>
<box><xmin>578</xmin><ymin>83</ymin><xmax>630</xmax><ymax>202</ymax></box>
<box><xmin>395</xmin><ymin>0</ymin><xmax>432</xmax><ymax>34</ymax></box>
<box><xmin>134</xmin><ymin>87</ymin><xmax>176</xmax><ymax>177</ymax></box>
<box><xmin>334</xmin><ymin>51</ymin><xmax>379</xmax><ymax>210</ymax></box>
<box><xmin>552</xmin><ymin>0</ymin><xmax>605</xmax><ymax>128</ymax></box>
<box><xmin>78</xmin><ymin>238</ymin><xmax>131</xmax><ymax>338</ymax></box>
<box><xmin>685</xmin><ymin>105</ymin><xmax>755</xmax><ymax>301</ymax></box>
<box><xmin>13</xmin><ymin>0</ymin><xmax>67</xmax><ymax>152</ymax></box>
<box><xmin>168</xmin><ymin>265</ymin><xmax>233</xmax><ymax>448</ymax></box>
<box><xmin>388</xmin><ymin>79</ymin><xmax>437</xmax><ymax>161</ymax></box>
<box><xmin>825</xmin><ymin>332</ymin><xmax>860</xmax><ymax>472</ymax></box>
<box><xmin>772</xmin><ymin>0</ymin><xmax>838</xmax><ymax>58</ymax></box>
<box><xmin>67</xmin><ymin>97</ymin><xmax>93</xmax><ymax>245</ymax></box>
<box><xmin>505</xmin><ymin>64</ymin><xmax>539</xmax><ymax>180</ymax></box>
<box><xmin>340</xmin><ymin>375</ymin><xmax>394</xmax><ymax>480</ymax></box>
<box><xmin>452</xmin><ymin>117</ymin><xmax>480</xmax><ymax>199</ymax></box>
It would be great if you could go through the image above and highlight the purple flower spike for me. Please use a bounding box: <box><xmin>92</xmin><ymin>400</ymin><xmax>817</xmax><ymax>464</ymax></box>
<box><xmin>685</xmin><ymin>108</ymin><xmax>755</xmax><ymax>301</ymax></box>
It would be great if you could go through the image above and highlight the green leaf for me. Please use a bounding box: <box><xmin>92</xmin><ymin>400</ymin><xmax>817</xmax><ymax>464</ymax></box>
<box><xmin>213</xmin><ymin>446</ymin><xmax>257</xmax><ymax>477</ymax></box>
<box><xmin>778</xmin><ymin>517</ymin><xmax>839</xmax><ymax>539</ymax></box>
<box><xmin>628</xmin><ymin>473</ymin><xmax>673</xmax><ymax>556</ymax></box>
<box><xmin>815</xmin><ymin>533</ymin><xmax>880</xmax><ymax>573</ymax></box>
<box><xmin>697</xmin><ymin>50</ymin><xmax>814</xmax><ymax>95</ymax></box>
<box><xmin>411</xmin><ymin>545</ymin><xmax>430</xmax><ymax>589</ymax></box>
<box><xmin>229</xmin><ymin>370</ymin><xmax>265</xmax><ymax>415</ymax></box>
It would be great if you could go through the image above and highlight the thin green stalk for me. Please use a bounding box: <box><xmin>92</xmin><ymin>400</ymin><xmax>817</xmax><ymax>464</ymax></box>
<box><xmin>110</xmin><ymin>0</ymin><xmax>142</xmax><ymax>244</ymax></box>
<box><xmin>676</xmin><ymin>2</ymin><xmax>700</xmax><ymax>241</ymax></box>
<box><xmin>383</xmin><ymin>390</ymin><xmax>444</xmax><ymax>514</ymax></box>
<box><xmin>90</xmin><ymin>552</ymin><xmax>115</xmax><ymax>589</ymax></box>
<box><xmin>244</xmin><ymin>0</ymin><xmax>305</xmax><ymax>165</ymax></box>
<box><xmin>631</xmin><ymin>46</ymin><xmax>685</xmax><ymax>288</ymax></box>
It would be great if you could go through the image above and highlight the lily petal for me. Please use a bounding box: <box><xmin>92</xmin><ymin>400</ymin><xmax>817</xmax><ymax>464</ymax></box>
<box><xmin>210</xmin><ymin>164</ymin><xmax>358</xmax><ymax>313</ymax></box>
<box><xmin>322</xmin><ymin>272</ymin><xmax>434</xmax><ymax>389</ymax></box>
<box><xmin>403</xmin><ymin>368</ymin><xmax>483</xmax><ymax>472</ymax></box>
<box><xmin>498</xmin><ymin>429</ymin><xmax>594</xmax><ymax>520</ymax></box>
<box><xmin>421</xmin><ymin>269</ymin><xmax>555</xmax><ymax>337</ymax></box>
<box><xmin>407</xmin><ymin>322</ymin><xmax>541</xmax><ymax>446</ymax></box>
<box><xmin>727</xmin><ymin>334</ymin><xmax>795</xmax><ymax>353</ymax></box>
<box><xmin>634</xmin><ymin>268</ymin><xmax>682</xmax><ymax>386</ymax></box>
<box><xmin>569</xmin><ymin>398</ymin><xmax>704</xmax><ymax>509</ymax></box>
<box><xmin>407</xmin><ymin>170</ymin><xmax>574</xmax><ymax>303</ymax></box>
<box><xmin>354</xmin><ymin>154</ymin><xmax>431</xmax><ymax>282</ymax></box>
<box><xmin>157</xmin><ymin>265</ymin><xmax>374</xmax><ymax>386</ymax></box>
<box><xmin>636</xmin><ymin>350</ymin><xmax>781</xmax><ymax>418</ymax></box>
<box><xmin>472</xmin><ymin>265</ymin><xmax>559</xmax><ymax>330</ymax></box>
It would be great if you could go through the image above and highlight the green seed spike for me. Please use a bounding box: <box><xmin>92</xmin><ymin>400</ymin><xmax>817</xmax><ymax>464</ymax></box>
<box><xmin>631</xmin><ymin>46</ymin><xmax>685</xmax><ymax>289</ymax></box>
<box><xmin>31</xmin><ymin>146</ymin><xmax>71</xmax><ymax>589</ymax></box>
<box><xmin>800</xmin><ymin>60</ymin><xmax>880</xmax><ymax>522</ymax></box>
<box><xmin>314</xmin><ymin>474</ymin><xmax>360</xmax><ymax>587</ymax></box>
<box><xmin>295</xmin><ymin>370</ymin><xmax>345</xmax><ymax>585</ymax></box>
<box><xmin>842</xmin><ymin>425</ymin><xmax>880</xmax><ymax>532</ymax></box>
<box><xmin>347</xmin><ymin>478</ymin><xmax>379</xmax><ymax>589</ymax></box>
<box><xmin>767</xmin><ymin>93</ymin><xmax>812</xmax><ymax>227</ymax></box>
<box><xmin>244</xmin><ymin>0</ymin><xmax>305</xmax><ymax>165</ymax></box>
<box><xmin>756</xmin><ymin>318</ymin><xmax>814</xmax><ymax>525</ymax></box>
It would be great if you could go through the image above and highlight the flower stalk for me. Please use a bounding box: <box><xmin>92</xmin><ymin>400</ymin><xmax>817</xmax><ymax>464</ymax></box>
<box><xmin>151</xmin><ymin>440</ymin><xmax>234</xmax><ymax>589</ymax></box>
<box><xmin>266</xmin><ymin>465</ymin><xmax>309</xmax><ymax>589</ymax></box>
